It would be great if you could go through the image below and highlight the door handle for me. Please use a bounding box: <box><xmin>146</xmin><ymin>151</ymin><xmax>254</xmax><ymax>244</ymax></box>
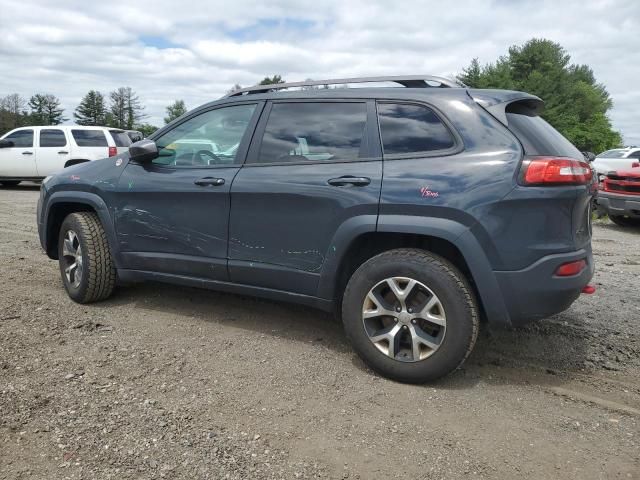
<box><xmin>22</xmin><ymin>151</ymin><xmax>33</xmax><ymax>155</ymax></box>
<box><xmin>327</xmin><ymin>176</ymin><xmax>371</xmax><ymax>187</ymax></box>
<box><xmin>58</xmin><ymin>151</ymin><xmax>69</xmax><ymax>154</ymax></box>
<box><xmin>194</xmin><ymin>177</ymin><xmax>225</xmax><ymax>187</ymax></box>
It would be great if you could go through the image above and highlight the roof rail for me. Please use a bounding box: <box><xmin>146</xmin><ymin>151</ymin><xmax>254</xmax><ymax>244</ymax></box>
<box><xmin>225</xmin><ymin>75</ymin><xmax>465</xmax><ymax>97</ymax></box>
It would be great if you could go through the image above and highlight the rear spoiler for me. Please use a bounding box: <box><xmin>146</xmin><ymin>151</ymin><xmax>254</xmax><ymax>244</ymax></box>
<box><xmin>467</xmin><ymin>89</ymin><xmax>544</xmax><ymax>125</ymax></box>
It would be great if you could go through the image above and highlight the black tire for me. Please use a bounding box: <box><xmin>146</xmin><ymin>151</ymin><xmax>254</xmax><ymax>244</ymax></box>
<box><xmin>58</xmin><ymin>212</ymin><xmax>116</xmax><ymax>303</ymax></box>
<box><xmin>342</xmin><ymin>248</ymin><xmax>479</xmax><ymax>383</ymax></box>
<box><xmin>609</xmin><ymin>215</ymin><xmax>640</xmax><ymax>228</ymax></box>
<box><xmin>0</xmin><ymin>181</ymin><xmax>20</xmax><ymax>187</ymax></box>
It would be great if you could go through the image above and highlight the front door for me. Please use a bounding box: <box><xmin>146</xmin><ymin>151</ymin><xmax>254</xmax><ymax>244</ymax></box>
<box><xmin>114</xmin><ymin>102</ymin><xmax>262</xmax><ymax>280</ymax></box>
<box><xmin>228</xmin><ymin>100</ymin><xmax>382</xmax><ymax>296</ymax></box>
<box><xmin>0</xmin><ymin>129</ymin><xmax>37</xmax><ymax>177</ymax></box>
<box><xmin>36</xmin><ymin>128</ymin><xmax>71</xmax><ymax>176</ymax></box>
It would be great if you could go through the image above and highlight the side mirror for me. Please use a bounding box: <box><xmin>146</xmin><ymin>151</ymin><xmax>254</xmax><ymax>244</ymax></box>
<box><xmin>582</xmin><ymin>151</ymin><xmax>596</xmax><ymax>162</ymax></box>
<box><xmin>129</xmin><ymin>139</ymin><xmax>158</xmax><ymax>163</ymax></box>
<box><xmin>0</xmin><ymin>139</ymin><xmax>15</xmax><ymax>148</ymax></box>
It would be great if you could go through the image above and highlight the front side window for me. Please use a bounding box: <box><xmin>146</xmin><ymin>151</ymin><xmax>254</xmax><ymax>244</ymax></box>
<box><xmin>377</xmin><ymin>103</ymin><xmax>455</xmax><ymax>155</ymax></box>
<box><xmin>40</xmin><ymin>129</ymin><xmax>67</xmax><ymax>147</ymax></box>
<box><xmin>153</xmin><ymin>104</ymin><xmax>257</xmax><ymax>167</ymax></box>
<box><xmin>72</xmin><ymin>130</ymin><xmax>108</xmax><ymax>147</ymax></box>
<box><xmin>4</xmin><ymin>129</ymin><xmax>33</xmax><ymax>148</ymax></box>
<box><xmin>255</xmin><ymin>102</ymin><xmax>368</xmax><ymax>164</ymax></box>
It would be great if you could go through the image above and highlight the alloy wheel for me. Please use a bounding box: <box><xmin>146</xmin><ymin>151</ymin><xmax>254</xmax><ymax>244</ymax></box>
<box><xmin>61</xmin><ymin>230</ymin><xmax>83</xmax><ymax>288</ymax></box>
<box><xmin>362</xmin><ymin>277</ymin><xmax>446</xmax><ymax>362</ymax></box>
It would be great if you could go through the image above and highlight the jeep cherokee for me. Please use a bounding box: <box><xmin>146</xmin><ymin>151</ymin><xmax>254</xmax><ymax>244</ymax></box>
<box><xmin>37</xmin><ymin>76</ymin><xmax>595</xmax><ymax>382</ymax></box>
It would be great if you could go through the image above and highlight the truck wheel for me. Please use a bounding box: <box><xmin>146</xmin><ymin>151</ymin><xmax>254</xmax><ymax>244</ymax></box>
<box><xmin>342</xmin><ymin>249</ymin><xmax>479</xmax><ymax>383</ymax></box>
<box><xmin>58</xmin><ymin>212</ymin><xmax>116</xmax><ymax>303</ymax></box>
<box><xmin>0</xmin><ymin>181</ymin><xmax>20</xmax><ymax>187</ymax></box>
<box><xmin>609</xmin><ymin>215</ymin><xmax>640</xmax><ymax>228</ymax></box>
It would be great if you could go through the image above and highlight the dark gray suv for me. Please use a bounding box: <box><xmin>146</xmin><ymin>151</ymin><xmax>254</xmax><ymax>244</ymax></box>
<box><xmin>36</xmin><ymin>76</ymin><xmax>595</xmax><ymax>382</ymax></box>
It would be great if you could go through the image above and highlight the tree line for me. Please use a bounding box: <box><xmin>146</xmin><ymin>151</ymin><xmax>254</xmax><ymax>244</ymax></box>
<box><xmin>0</xmin><ymin>39</ymin><xmax>623</xmax><ymax>152</ymax></box>
<box><xmin>0</xmin><ymin>88</ymin><xmax>189</xmax><ymax>137</ymax></box>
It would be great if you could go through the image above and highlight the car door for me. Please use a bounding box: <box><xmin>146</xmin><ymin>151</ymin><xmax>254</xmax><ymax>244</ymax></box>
<box><xmin>0</xmin><ymin>129</ymin><xmax>37</xmax><ymax>177</ymax></box>
<box><xmin>228</xmin><ymin>100</ymin><xmax>382</xmax><ymax>296</ymax></box>
<box><xmin>36</xmin><ymin>128</ymin><xmax>71</xmax><ymax>176</ymax></box>
<box><xmin>114</xmin><ymin>102</ymin><xmax>262</xmax><ymax>280</ymax></box>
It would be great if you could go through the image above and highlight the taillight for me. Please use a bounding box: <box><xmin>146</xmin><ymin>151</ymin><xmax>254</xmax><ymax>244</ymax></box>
<box><xmin>520</xmin><ymin>156</ymin><xmax>592</xmax><ymax>185</ymax></box>
<box><xmin>108</xmin><ymin>146</ymin><xmax>117</xmax><ymax>157</ymax></box>
<box><xmin>632</xmin><ymin>162</ymin><xmax>640</xmax><ymax>168</ymax></box>
<box><xmin>555</xmin><ymin>259</ymin><xmax>586</xmax><ymax>277</ymax></box>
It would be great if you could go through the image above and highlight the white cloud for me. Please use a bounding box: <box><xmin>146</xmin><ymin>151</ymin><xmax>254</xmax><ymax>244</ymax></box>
<box><xmin>0</xmin><ymin>0</ymin><xmax>638</xmax><ymax>146</ymax></box>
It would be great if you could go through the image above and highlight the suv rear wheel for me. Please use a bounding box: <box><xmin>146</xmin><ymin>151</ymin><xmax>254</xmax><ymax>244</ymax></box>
<box><xmin>58</xmin><ymin>212</ymin><xmax>116</xmax><ymax>303</ymax></box>
<box><xmin>342</xmin><ymin>249</ymin><xmax>478</xmax><ymax>383</ymax></box>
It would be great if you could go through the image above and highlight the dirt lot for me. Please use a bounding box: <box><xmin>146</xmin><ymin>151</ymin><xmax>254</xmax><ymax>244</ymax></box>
<box><xmin>0</xmin><ymin>184</ymin><xmax>638</xmax><ymax>479</ymax></box>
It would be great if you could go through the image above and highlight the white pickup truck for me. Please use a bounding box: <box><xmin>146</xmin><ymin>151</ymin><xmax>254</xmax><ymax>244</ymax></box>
<box><xmin>0</xmin><ymin>126</ymin><xmax>131</xmax><ymax>186</ymax></box>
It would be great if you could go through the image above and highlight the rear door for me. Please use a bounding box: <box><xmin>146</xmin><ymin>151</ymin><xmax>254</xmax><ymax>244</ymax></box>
<box><xmin>0</xmin><ymin>129</ymin><xmax>37</xmax><ymax>177</ymax></box>
<box><xmin>114</xmin><ymin>102</ymin><xmax>262</xmax><ymax>280</ymax></box>
<box><xmin>228</xmin><ymin>100</ymin><xmax>382</xmax><ymax>296</ymax></box>
<box><xmin>70</xmin><ymin>129</ymin><xmax>110</xmax><ymax>160</ymax></box>
<box><xmin>36</xmin><ymin>128</ymin><xmax>71</xmax><ymax>175</ymax></box>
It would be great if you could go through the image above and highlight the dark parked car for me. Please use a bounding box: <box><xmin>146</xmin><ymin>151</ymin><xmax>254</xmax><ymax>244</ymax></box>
<box><xmin>37</xmin><ymin>76</ymin><xmax>595</xmax><ymax>382</ymax></box>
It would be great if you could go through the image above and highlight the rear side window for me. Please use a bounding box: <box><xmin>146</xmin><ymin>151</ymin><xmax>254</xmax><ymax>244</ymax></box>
<box><xmin>506</xmin><ymin>108</ymin><xmax>582</xmax><ymax>159</ymax></box>
<box><xmin>255</xmin><ymin>102</ymin><xmax>368</xmax><ymax>163</ymax></box>
<box><xmin>40</xmin><ymin>129</ymin><xmax>67</xmax><ymax>147</ymax></box>
<box><xmin>4</xmin><ymin>129</ymin><xmax>33</xmax><ymax>148</ymax></box>
<box><xmin>109</xmin><ymin>130</ymin><xmax>132</xmax><ymax>147</ymax></box>
<box><xmin>72</xmin><ymin>129</ymin><xmax>108</xmax><ymax>147</ymax></box>
<box><xmin>377</xmin><ymin>103</ymin><xmax>455</xmax><ymax>155</ymax></box>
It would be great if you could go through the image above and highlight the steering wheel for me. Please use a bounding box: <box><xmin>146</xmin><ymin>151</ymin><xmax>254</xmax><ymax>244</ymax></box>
<box><xmin>194</xmin><ymin>149</ymin><xmax>223</xmax><ymax>165</ymax></box>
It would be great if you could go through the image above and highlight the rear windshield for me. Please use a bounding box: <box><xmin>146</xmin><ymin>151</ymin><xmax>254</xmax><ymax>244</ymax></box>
<box><xmin>506</xmin><ymin>110</ymin><xmax>582</xmax><ymax>160</ymax></box>
<box><xmin>597</xmin><ymin>149</ymin><xmax>626</xmax><ymax>158</ymax></box>
<box><xmin>109</xmin><ymin>130</ymin><xmax>132</xmax><ymax>147</ymax></box>
<box><xmin>72</xmin><ymin>129</ymin><xmax>108</xmax><ymax>147</ymax></box>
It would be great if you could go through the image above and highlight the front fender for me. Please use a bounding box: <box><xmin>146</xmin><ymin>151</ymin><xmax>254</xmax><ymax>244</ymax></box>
<box><xmin>43</xmin><ymin>191</ymin><xmax>121</xmax><ymax>268</ymax></box>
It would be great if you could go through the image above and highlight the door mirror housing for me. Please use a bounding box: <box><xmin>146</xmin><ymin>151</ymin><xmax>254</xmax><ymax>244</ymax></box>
<box><xmin>582</xmin><ymin>151</ymin><xmax>596</xmax><ymax>162</ymax></box>
<box><xmin>0</xmin><ymin>139</ymin><xmax>15</xmax><ymax>148</ymax></box>
<box><xmin>129</xmin><ymin>139</ymin><xmax>158</xmax><ymax>163</ymax></box>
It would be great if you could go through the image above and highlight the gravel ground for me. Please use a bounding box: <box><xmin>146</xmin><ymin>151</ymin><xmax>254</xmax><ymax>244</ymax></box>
<box><xmin>1</xmin><ymin>184</ymin><xmax>639</xmax><ymax>479</ymax></box>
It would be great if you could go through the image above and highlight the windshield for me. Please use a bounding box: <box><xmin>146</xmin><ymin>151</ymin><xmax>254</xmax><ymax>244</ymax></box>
<box><xmin>597</xmin><ymin>149</ymin><xmax>626</xmax><ymax>158</ymax></box>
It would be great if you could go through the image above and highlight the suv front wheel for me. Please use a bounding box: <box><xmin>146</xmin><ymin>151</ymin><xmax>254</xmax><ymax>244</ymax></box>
<box><xmin>342</xmin><ymin>249</ymin><xmax>479</xmax><ymax>383</ymax></box>
<box><xmin>58</xmin><ymin>212</ymin><xmax>116</xmax><ymax>303</ymax></box>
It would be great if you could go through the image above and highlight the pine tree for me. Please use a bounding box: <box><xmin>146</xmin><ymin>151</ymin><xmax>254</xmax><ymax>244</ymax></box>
<box><xmin>164</xmin><ymin>100</ymin><xmax>187</xmax><ymax>124</ymax></box>
<box><xmin>28</xmin><ymin>94</ymin><xmax>66</xmax><ymax>125</ymax></box>
<box><xmin>109</xmin><ymin>87</ymin><xmax>147</xmax><ymax>129</ymax></box>
<box><xmin>74</xmin><ymin>90</ymin><xmax>106</xmax><ymax>126</ymax></box>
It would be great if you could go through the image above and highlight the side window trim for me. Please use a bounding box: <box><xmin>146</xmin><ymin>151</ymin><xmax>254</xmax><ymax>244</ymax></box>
<box><xmin>146</xmin><ymin>101</ymin><xmax>265</xmax><ymax>170</ymax></box>
<box><xmin>375</xmin><ymin>100</ymin><xmax>463</xmax><ymax>160</ymax></box>
<box><xmin>245</xmin><ymin>99</ymin><xmax>378</xmax><ymax>167</ymax></box>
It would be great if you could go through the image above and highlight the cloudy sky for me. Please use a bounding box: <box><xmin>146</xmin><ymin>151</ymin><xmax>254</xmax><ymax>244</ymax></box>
<box><xmin>1</xmin><ymin>0</ymin><xmax>638</xmax><ymax>146</ymax></box>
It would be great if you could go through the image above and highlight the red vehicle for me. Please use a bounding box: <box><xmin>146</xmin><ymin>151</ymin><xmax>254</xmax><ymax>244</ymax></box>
<box><xmin>597</xmin><ymin>163</ymin><xmax>640</xmax><ymax>227</ymax></box>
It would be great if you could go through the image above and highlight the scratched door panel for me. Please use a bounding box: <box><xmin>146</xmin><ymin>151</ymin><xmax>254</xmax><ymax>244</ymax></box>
<box><xmin>114</xmin><ymin>162</ymin><xmax>238</xmax><ymax>280</ymax></box>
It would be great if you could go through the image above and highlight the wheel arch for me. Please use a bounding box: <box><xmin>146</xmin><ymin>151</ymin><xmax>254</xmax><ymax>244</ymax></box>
<box><xmin>319</xmin><ymin>215</ymin><xmax>511</xmax><ymax>326</ymax></box>
<box><xmin>44</xmin><ymin>192</ymin><xmax>120</xmax><ymax>267</ymax></box>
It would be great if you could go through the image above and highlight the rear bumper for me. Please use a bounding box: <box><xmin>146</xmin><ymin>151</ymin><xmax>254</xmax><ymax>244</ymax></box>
<box><xmin>596</xmin><ymin>192</ymin><xmax>640</xmax><ymax>218</ymax></box>
<box><xmin>493</xmin><ymin>247</ymin><xmax>594</xmax><ymax>326</ymax></box>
